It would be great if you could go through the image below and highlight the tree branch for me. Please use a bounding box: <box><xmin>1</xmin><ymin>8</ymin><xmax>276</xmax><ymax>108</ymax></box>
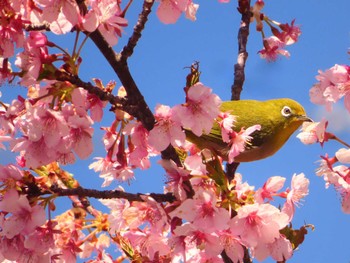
<box><xmin>34</xmin><ymin>185</ymin><xmax>177</xmax><ymax>203</ymax></box>
<box><xmin>55</xmin><ymin>71</ymin><xmax>127</xmax><ymax>107</ymax></box>
<box><xmin>231</xmin><ymin>0</ymin><xmax>252</xmax><ymax>101</ymax></box>
<box><xmin>225</xmin><ymin>0</ymin><xmax>252</xmax><ymax>180</ymax></box>
<box><xmin>88</xmin><ymin>30</ymin><xmax>155</xmax><ymax>130</ymax></box>
<box><xmin>120</xmin><ymin>0</ymin><xmax>155</xmax><ymax>61</ymax></box>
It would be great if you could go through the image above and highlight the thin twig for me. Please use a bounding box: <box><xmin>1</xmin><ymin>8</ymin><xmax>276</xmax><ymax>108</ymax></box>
<box><xmin>223</xmin><ymin>2</ymin><xmax>252</xmax><ymax>263</ymax></box>
<box><xmin>45</xmin><ymin>185</ymin><xmax>177</xmax><ymax>203</ymax></box>
<box><xmin>120</xmin><ymin>0</ymin><xmax>155</xmax><ymax>61</ymax></box>
<box><xmin>55</xmin><ymin>71</ymin><xmax>127</xmax><ymax>109</ymax></box>
<box><xmin>231</xmin><ymin>0</ymin><xmax>252</xmax><ymax>101</ymax></box>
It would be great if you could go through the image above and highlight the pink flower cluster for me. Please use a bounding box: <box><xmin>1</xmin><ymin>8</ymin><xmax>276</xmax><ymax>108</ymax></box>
<box><xmin>90</xmin><ymin>82</ymin><xmax>264</xmax><ymax>186</ymax></box>
<box><xmin>310</xmin><ymin>64</ymin><xmax>350</xmax><ymax>112</ymax></box>
<box><xmin>299</xmin><ymin>63</ymin><xmax>350</xmax><ymax>214</ymax></box>
<box><xmin>156</xmin><ymin>0</ymin><xmax>199</xmax><ymax>24</ymax></box>
<box><xmin>251</xmin><ymin>1</ymin><xmax>301</xmax><ymax>61</ymax></box>
<box><xmin>95</xmin><ymin>163</ymin><xmax>309</xmax><ymax>262</ymax></box>
<box><xmin>0</xmin><ymin>84</ymin><xmax>107</xmax><ymax>168</ymax></box>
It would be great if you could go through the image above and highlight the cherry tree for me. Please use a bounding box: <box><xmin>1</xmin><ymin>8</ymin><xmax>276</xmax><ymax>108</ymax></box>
<box><xmin>0</xmin><ymin>0</ymin><xmax>349</xmax><ymax>262</ymax></box>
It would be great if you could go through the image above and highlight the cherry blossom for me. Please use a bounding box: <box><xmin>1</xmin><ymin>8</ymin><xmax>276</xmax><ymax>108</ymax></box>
<box><xmin>173</xmin><ymin>82</ymin><xmax>221</xmax><ymax>137</ymax></box>
<box><xmin>282</xmin><ymin>173</ymin><xmax>310</xmax><ymax>220</ymax></box>
<box><xmin>230</xmin><ymin>203</ymin><xmax>289</xmax><ymax>248</ymax></box>
<box><xmin>170</xmin><ymin>189</ymin><xmax>230</xmax><ymax>232</ymax></box>
<box><xmin>0</xmin><ymin>6</ymin><xmax>25</xmax><ymax>58</ymax></box>
<box><xmin>15</xmin><ymin>32</ymin><xmax>51</xmax><ymax>86</ymax></box>
<box><xmin>309</xmin><ymin>64</ymin><xmax>350</xmax><ymax>111</ymax></box>
<box><xmin>0</xmin><ymin>189</ymin><xmax>46</xmax><ymax>239</ymax></box>
<box><xmin>219</xmin><ymin>230</ymin><xmax>245</xmax><ymax>263</ymax></box>
<box><xmin>336</xmin><ymin>148</ymin><xmax>350</xmax><ymax>163</ymax></box>
<box><xmin>148</xmin><ymin>104</ymin><xmax>185</xmax><ymax>151</ymax></box>
<box><xmin>259</xmin><ymin>36</ymin><xmax>290</xmax><ymax>61</ymax></box>
<box><xmin>159</xmin><ymin>159</ymin><xmax>190</xmax><ymax>200</ymax></box>
<box><xmin>172</xmin><ymin>223</ymin><xmax>223</xmax><ymax>257</ymax></box>
<box><xmin>35</xmin><ymin>0</ymin><xmax>80</xmax><ymax>34</ymax></box>
<box><xmin>82</xmin><ymin>0</ymin><xmax>128</xmax><ymax>46</ymax></box>
<box><xmin>277</xmin><ymin>20</ymin><xmax>301</xmax><ymax>45</ymax></box>
<box><xmin>255</xmin><ymin>176</ymin><xmax>286</xmax><ymax>203</ymax></box>
<box><xmin>156</xmin><ymin>0</ymin><xmax>198</xmax><ymax>24</ymax></box>
<box><xmin>227</xmin><ymin>124</ymin><xmax>261</xmax><ymax>163</ymax></box>
<box><xmin>297</xmin><ymin>119</ymin><xmax>328</xmax><ymax>145</ymax></box>
<box><xmin>253</xmin><ymin>234</ymin><xmax>293</xmax><ymax>261</ymax></box>
<box><xmin>217</xmin><ymin>111</ymin><xmax>236</xmax><ymax>143</ymax></box>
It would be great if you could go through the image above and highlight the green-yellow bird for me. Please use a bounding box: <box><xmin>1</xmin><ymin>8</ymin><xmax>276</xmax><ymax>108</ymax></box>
<box><xmin>185</xmin><ymin>98</ymin><xmax>312</xmax><ymax>162</ymax></box>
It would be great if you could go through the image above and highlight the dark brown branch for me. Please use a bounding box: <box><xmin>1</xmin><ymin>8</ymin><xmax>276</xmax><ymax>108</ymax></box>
<box><xmin>24</xmin><ymin>23</ymin><xmax>51</xmax><ymax>31</ymax></box>
<box><xmin>88</xmin><ymin>30</ymin><xmax>155</xmax><ymax>130</ymax></box>
<box><xmin>231</xmin><ymin>0</ymin><xmax>252</xmax><ymax>101</ymax></box>
<box><xmin>223</xmin><ymin>3</ymin><xmax>252</xmax><ymax>263</ymax></box>
<box><xmin>39</xmin><ymin>185</ymin><xmax>177</xmax><ymax>203</ymax></box>
<box><xmin>120</xmin><ymin>0</ymin><xmax>155</xmax><ymax>61</ymax></box>
<box><xmin>225</xmin><ymin>0</ymin><xmax>252</xmax><ymax>183</ymax></box>
<box><xmin>55</xmin><ymin>71</ymin><xmax>128</xmax><ymax>109</ymax></box>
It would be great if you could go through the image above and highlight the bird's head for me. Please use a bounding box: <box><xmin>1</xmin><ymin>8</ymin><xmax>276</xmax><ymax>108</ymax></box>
<box><xmin>270</xmin><ymin>98</ymin><xmax>312</xmax><ymax>133</ymax></box>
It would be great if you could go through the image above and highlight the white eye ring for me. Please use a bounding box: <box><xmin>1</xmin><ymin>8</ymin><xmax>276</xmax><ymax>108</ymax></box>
<box><xmin>281</xmin><ymin>106</ymin><xmax>292</xmax><ymax>117</ymax></box>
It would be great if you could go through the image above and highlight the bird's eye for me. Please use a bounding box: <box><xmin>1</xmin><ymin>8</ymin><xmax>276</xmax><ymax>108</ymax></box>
<box><xmin>281</xmin><ymin>106</ymin><xmax>292</xmax><ymax>117</ymax></box>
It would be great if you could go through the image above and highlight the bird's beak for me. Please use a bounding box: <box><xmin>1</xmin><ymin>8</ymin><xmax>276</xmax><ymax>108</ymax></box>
<box><xmin>297</xmin><ymin>115</ymin><xmax>313</xmax><ymax>122</ymax></box>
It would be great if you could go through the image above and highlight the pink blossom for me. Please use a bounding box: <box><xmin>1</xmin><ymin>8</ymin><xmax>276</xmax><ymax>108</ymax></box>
<box><xmin>24</xmin><ymin>223</ymin><xmax>56</xmax><ymax>254</ymax></box>
<box><xmin>255</xmin><ymin>176</ymin><xmax>286</xmax><ymax>203</ymax></box>
<box><xmin>124</xmin><ymin>122</ymin><xmax>153</xmax><ymax>170</ymax></box>
<box><xmin>148</xmin><ymin>104</ymin><xmax>185</xmax><ymax>151</ymax></box>
<box><xmin>336</xmin><ymin>148</ymin><xmax>350</xmax><ymax>163</ymax></box>
<box><xmin>309</xmin><ymin>64</ymin><xmax>350</xmax><ymax>111</ymax></box>
<box><xmin>253</xmin><ymin>234</ymin><xmax>293</xmax><ymax>261</ymax></box>
<box><xmin>185</xmin><ymin>2</ymin><xmax>199</xmax><ymax>21</ymax></box>
<box><xmin>83</xmin><ymin>0</ymin><xmax>128</xmax><ymax>46</ymax></box>
<box><xmin>35</xmin><ymin>0</ymin><xmax>80</xmax><ymax>34</ymax></box>
<box><xmin>316</xmin><ymin>159</ymin><xmax>348</xmax><ymax>188</ymax></box>
<box><xmin>173</xmin><ymin>82</ymin><xmax>221</xmax><ymax>137</ymax></box>
<box><xmin>217</xmin><ymin>111</ymin><xmax>236</xmax><ymax>143</ymax></box>
<box><xmin>173</xmin><ymin>223</ymin><xmax>223</xmax><ymax>257</ymax></box>
<box><xmin>230</xmin><ymin>203</ymin><xmax>289</xmax><ymax>247</ymax></box>
<box><xmin>0</xmin><ymin>189</ymin><xmax>46</xmax><ymax>238</ymax></box>
<box><xmin>71</xmin><ymin>88</ymin><xmax>107</xmax><ymax>122</ymax></box>
<box><xmin>259</xmin><ymin>36</ymin><xmax>290</xmax><ymax>61</ymax></box>
<box><xmin>15</xmin><ymin>34</ymin><xmax>50</xmax><ymax>86</ymax></box>
<box><xmin>219</xmin><ymin>231</ymin><xmax>245</xmax><ymax>263</ymax></box>
<box><xmin>159</xmin><ymin>159</ymin><xmax>190</xmax><ymax>200</ymax></box>
<box><xmin>0</xmin><ymin>164</ymin><xmax>23</xmax><ymax>187</ymax></box>
<box><xmin>79</xmin><ymin>233</ymin><xmax>110</xmax><ymax>259</ymax></box>
<box><xmin>170</xmin><ymin>189</ymin><xmax>230</xmax><ymax>232</ymax></box>
<box><xmin>123</xmin><ymin>229</ymin><xmax>171</xmax><ymax>260</ymax></box>
<box><xmin>297</xmin><ymin>119</ymin><xmax>327</xmax><ymax>145</ymax></box>
<box><xmin>227</xmin><ymin>124</ymin><xmax>261</xmax><ymax>163</ymax></box>
<box><xmin>282</xmin><ymin>173</ymin><xmax>309</xmax><ymax>221</ymax></box>
<box><xmin>184</xmin><ymin>154</ymin><xmax>207</xmax><ymax>176</ymax></box>
<box><xmin>275</xmin><ymin>20</ymin><xmax>301</xmax><ymax>45</ymax></box>
<box><xmin>0</xmin><ymin>9</ymin><xmax>25</xmax><ymax>58</ymax></box>
<box><xmin>316</xmin><ymin>159</ymin><xmax>350</xmax><ymax>213</ymax></box>
<box><xmin>229</xmin><ymin>173</ymin><xmax>255</xmax><ymax>200</ymax></box>
<box><xmin>156</xmin><ymin>0</ymin><xmax>198</xmax><ymax>24</ymax></box>
<box><xmin>100</xmin><ymin>197</ymin><xmax>131</xmax><ymax>232</ymax></box>
<box><xmin>66</xmin><ymin>114</ymin><xmax>94</xmax><ymax>159</ymax></box>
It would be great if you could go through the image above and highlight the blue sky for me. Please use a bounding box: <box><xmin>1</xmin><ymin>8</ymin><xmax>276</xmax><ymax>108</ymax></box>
<box><xmin>2</xmin><ymin>0</ymin><xmax>350</xmax><ymax>262</ymax></box>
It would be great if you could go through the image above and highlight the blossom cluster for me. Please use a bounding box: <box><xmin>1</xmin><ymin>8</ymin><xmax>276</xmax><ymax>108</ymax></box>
<box><xmin>251</xmin><ymin>1</ymin><xmax>301</xmax><ymax>61</ymax></box>
<box><xmin>0</xmin><ymin>0</ymin><xmax>312</xmax><ymax>262</ymax></box>
<box><xmin>298</xmin><ymin>63</ymin><xmax>350</xmax><ymax>213</ymax></box>
<box><xmin>0</xmin><ymin>79</ymin><xmax>311</xmax><ymax>261</ymax></box>
<box><xmin>98</xmin><ymin>168</ymin><xmax>309</xmax><ymax>262</ymax></box>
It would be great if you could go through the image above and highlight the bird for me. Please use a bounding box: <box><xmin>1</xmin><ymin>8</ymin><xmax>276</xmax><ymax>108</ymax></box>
<box><xmin>185</xmin><ymin>98</ymin><xmax>312</xmax><ymax>162</ymax></box>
